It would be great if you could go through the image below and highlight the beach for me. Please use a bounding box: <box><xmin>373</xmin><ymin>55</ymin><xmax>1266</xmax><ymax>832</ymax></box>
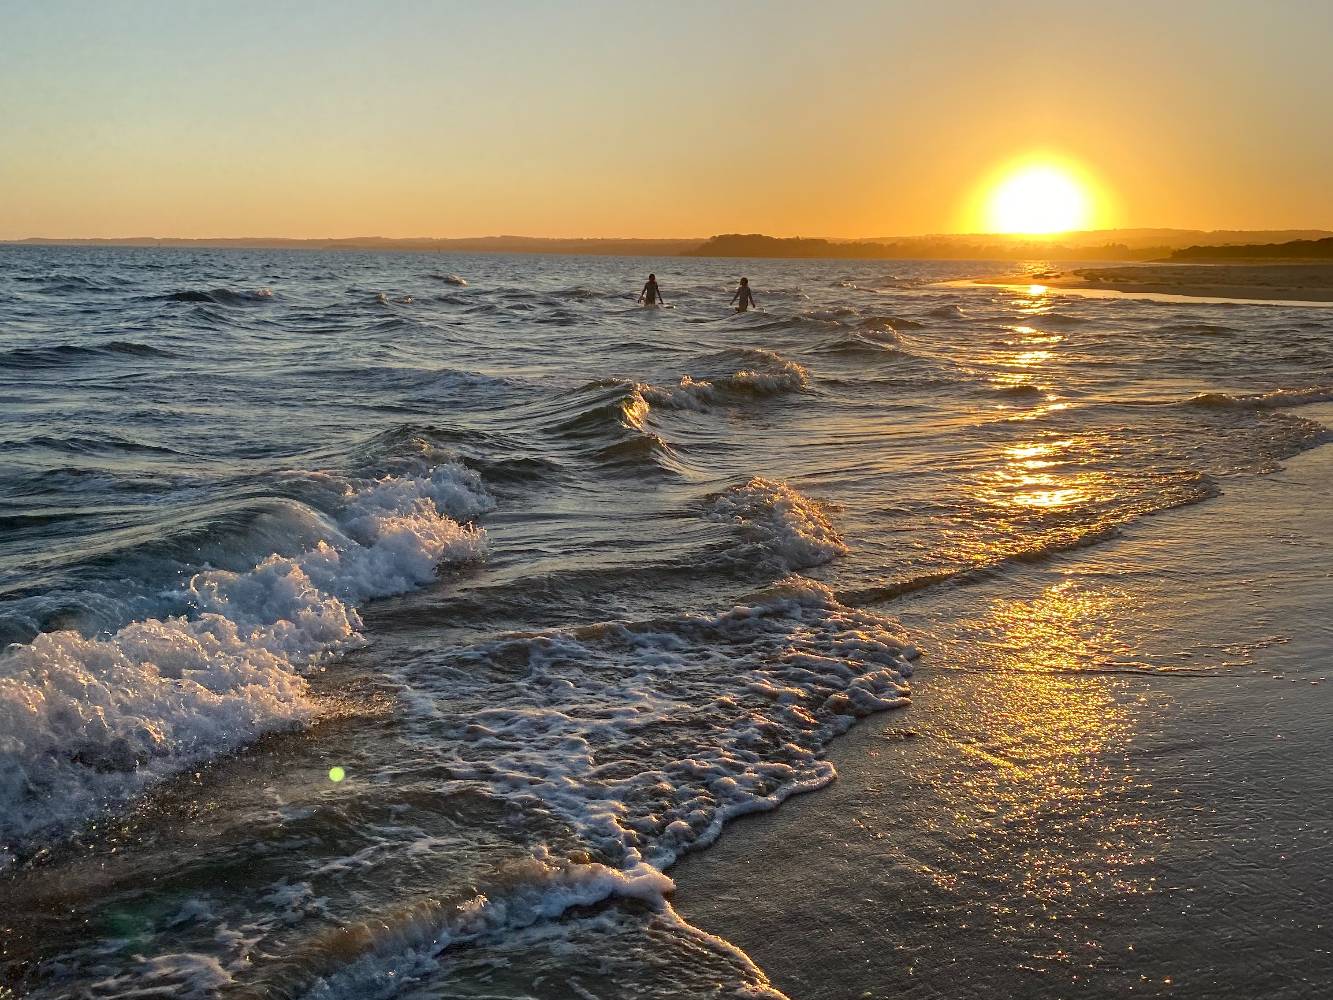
<box><xmin>971</xmin><ymin>262</ymin><xmax>1333</xmax><ymax>303</ymax></box>
<box><xmin>673</xmin><ymin>404</ymin><xmax>1333</xmax><ymax>999</ymax></box>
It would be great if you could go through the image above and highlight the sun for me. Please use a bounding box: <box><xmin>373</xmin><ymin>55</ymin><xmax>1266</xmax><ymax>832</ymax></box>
<box><xmin>984</xmin><ymin>162</ymin><xmax>1094</xmax><ymax>235</ymax></box>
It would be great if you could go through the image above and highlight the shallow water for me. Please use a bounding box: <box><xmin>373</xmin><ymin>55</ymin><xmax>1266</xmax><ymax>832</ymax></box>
<box><xmin>674</xmin><ymin>431</ymin><xmax>1333</xmax><ymax>999</ymax></box>
<box><xmin>1</xmin><ymin>246</ymin><xmax>1331</xmax><ymax>997</ymax></box>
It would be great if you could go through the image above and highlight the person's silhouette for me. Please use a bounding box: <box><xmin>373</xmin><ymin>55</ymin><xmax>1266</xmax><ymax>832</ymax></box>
<box><xmin>731</xmin><ymin>277</ymin><xmax>757</xmax><ymax>313</ymax></box>
<box><xmin>639</xmin><ymin>273</ymin><xmax>664</xmax><ymax>307</ymax></box>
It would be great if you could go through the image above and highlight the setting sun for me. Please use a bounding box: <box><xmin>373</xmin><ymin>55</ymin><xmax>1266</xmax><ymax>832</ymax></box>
<box><xmin>985</xmin><ymin>162</ymin><xmax>1094</xmax><ymax>234</ymax></box>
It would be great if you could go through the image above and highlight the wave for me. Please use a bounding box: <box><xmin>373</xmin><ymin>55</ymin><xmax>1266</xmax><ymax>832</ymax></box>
<box><xmin>859</xmin><ymin>314</ymin><xmax>924</xmax><ymax>331</ymax></box>
<box><xmin>708</xmin><ymin>478</ymin><xmax>848</xmax><ymax>570</ymax></box>
<box><xmin>156</xmin><ymin>288</ymin><xmax>274</xmax><ymax>305</ymax></box>
<box><xmin>1025</xmin><ymin>312</ymin><xmax>1087</xmax><ymax>328</ymax></box>
<box><xmin>0</xmin><ymin>460</ymin><xmax>492</xmax><ymax>865</ymax></box>
<box><xmin>643</xmin><ymin>366</ymin><xmax>809</xmax><ymax>411</ymax></box>
<box><xmin>429</xmin><ymin>273</ymin><xmax>468</xmax><ymax>286</ymax></box>
<box><xmin>991</xmin><ymin>383</ymin><xmax>1047</xmax><ymax>399</ymax></box>
<box><xmin>551</xmin><ymin>285</ymin><xmax>613</xmax><ymax>301</ymax></box>
<box><xmin>1159</xmin><ymin>322</ymin><xmax>1237</xmax><ymax>336</ymax></box>
<box><xmin>554</xmin><ymin>379</ymin><xmax>653</xmax><ymax>436</ymax></box>
<box><xmin>547</xmin><ymin>379</ymin><xmax>684</xmax><ymax>474</ymax></box>
<box><xmin>1</xmin><ymin>341</ymin><xmax>173</xmax><ymax>368</ymax></box>
<box><xmin>841</xmin><ymin>475</ymin><xmax>1221</xmax><ymax>605</ymax></box>
<box><xmin>349</xmin><ymin>424</ymin><xmax>566</xmax><ymax>488</ymax></box>
<box><xmin>303</xmin><ymin>579</ymin><xmax>913</xmax><ymax>995</ymax></box>
<box><xmin>13</xmin><ymin>432</ymin><xmax>186</xmax><ymax>457</ymax></box>
<box><xmin>1182</xmin><ymin>386</ymin><xmax>1333</xmax><ymax>411</ymax></box>
<box><xmin>548</xmin><ymin>352</ymin><xmax>808</xmax><ymax>473</ymax></box>
<box><xmin>811</xmin><ymin>332</ymin><xmax>905</xmax><ymax>357</ymax></box>
<box><xmin>802</xmin><ymin>306</ymin><xmax>859</xmax><ymax>321</ymax></box>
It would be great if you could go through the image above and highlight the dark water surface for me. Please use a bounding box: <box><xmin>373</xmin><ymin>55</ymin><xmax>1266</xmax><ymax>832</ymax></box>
<box><xmin>2</xmin><ymin>246</ymin><xmax>1331</xmax><ymax>998</ymax></box>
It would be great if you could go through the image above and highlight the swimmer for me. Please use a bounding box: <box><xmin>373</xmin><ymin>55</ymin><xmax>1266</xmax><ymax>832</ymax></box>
<box><xmin>639</xmin><ymin>273</ymin><xmax>664</xmax><ymax>307</ymax></box>
<box><xmin>731</xmin><ymin>277</ymin><xmax>757</xmax><ymax>313</ymax></box>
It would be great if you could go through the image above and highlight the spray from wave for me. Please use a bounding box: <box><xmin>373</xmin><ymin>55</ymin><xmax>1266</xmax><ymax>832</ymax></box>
<box><xmin>708</xmin><ymin>478</ymin><xmax>848</xmax><ymax>570</ymax></box>
<box><xmin>0</xmin><ymin>461</ymin><xmax>492</xmax><ymax>865</ymax></box>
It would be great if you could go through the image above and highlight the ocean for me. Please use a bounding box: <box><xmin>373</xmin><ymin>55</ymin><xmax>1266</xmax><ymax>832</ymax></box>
<box><xmin>2</xmin><ymin>246</ymin><xmax>1331</xmax><ymax>998</ymax></box>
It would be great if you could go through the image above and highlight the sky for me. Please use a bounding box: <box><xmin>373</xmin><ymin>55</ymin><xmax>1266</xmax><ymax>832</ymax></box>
<box><xmin>2</xmin><ymin>0</ymin><xmax>1332</xmax><ymax>239</ymax></box>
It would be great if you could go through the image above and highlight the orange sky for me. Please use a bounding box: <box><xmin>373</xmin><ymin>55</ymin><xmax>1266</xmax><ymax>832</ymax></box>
<box><xmin>3</xmin><ymin>1</ymin><xmax>1331</xmax><ymax>239</ymax></box>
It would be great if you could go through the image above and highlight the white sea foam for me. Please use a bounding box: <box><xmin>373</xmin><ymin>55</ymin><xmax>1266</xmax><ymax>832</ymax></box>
<box><xmin>0</xmin><ymin>462</ymin><xmax>491</xmax><ymax>863</ymax></box>
<box><xmin>641</xmin><ymin>354</ymin><xmax>809</xmax><ymax>413</ymax></box>
<box><xmin>88</xmin><ymin>952</ymin><xmax>235</xmax><ymax>998</ymax></box>
<box><xmin>709</xmin><ymin>477</ymin><xmax>849</xmax><ymax>569</ymax></box>
<box><xmin>303</xmin><ymin>856</ymin><xmax>675</xmax><ymax>1000</ymax></box>
<box><xmin>302</xmin><ymin>578</ymin><xmax>914</xmax><ymax>997</ymax></box>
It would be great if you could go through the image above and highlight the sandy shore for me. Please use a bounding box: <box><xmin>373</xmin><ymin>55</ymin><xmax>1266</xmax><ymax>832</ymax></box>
<box><xmin>671</xmin><ymin>405</ymin><xmax>1333</xmax><ymax>999</ymax></box>
<box><xmin>969</xmin><ymin>262</ymin><xmax>1333</xmax><ymax>303</ymax></box>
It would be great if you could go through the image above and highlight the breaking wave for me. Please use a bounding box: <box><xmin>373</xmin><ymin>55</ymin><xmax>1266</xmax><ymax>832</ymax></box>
<box><xmin>0</xmin><ymin>461</ymin><xmax>492</xmax><ymax>864</ymax></box>
<box><xmin>643</xmin><ymin>349</ymin><xmax>809</xmax><ymax>412</ymax></box>
<box><xmin>708</xmin><ymin>478</ymin><xmax>848</xmax><ymax>570</ymax></box>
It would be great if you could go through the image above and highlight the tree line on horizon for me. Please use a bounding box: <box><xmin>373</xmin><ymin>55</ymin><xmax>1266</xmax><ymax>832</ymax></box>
<box><xmin>11</xmin><ymin>231</ymin><xmax>1333</xmax><ymax>261</ymax></box>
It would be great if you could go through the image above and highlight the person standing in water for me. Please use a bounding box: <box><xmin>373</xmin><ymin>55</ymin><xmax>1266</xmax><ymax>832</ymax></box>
<box><xmin>731</xmin><ymin>277</ymin><xmax>757</xmax><ymax>313</ymax></box>
<box><xmin>639</xmin><ymin>273</ymin><xmax>664</xmax><ymax>307</ymax></box>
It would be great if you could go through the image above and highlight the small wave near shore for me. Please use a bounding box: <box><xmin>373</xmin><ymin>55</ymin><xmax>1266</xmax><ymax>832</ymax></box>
<box><xmin>0</xmin><ymin>458</ymin><xmax>492</xmax><ymax>864</ymax></box>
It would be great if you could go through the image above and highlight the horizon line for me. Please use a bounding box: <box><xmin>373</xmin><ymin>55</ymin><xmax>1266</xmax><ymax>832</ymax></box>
<box><xmin>9</xmin><ymin>226</ymin><xmax>1333</xmax><ymax>245</ymax></box>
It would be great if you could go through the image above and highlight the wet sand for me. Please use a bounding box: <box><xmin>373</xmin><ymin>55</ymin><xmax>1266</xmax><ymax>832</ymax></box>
<box><xmin>671</xmin><ymin>407</ymin><xmax>1333</xmax><ymax>999</ymax></box>
<box><xmin>972</xmin><ymin>263</ymin><xmax>1333</xmax><ymax>303</ymax></box>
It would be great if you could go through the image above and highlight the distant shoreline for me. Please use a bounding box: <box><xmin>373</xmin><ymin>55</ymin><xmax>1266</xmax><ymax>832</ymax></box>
<box><xmin>965</xmin><ymin>262</ymin><xmax>1333</xmax><ymax>303</ymax></box>
<box><xmin>0</xmin><ymin>236</ymin><xmax>704</xmax><ymax>257</ymax></box>
<box><xmin>7</xmin><ymin>228</ymin><xmax>1333</xmax><ymax>262</ymax></box>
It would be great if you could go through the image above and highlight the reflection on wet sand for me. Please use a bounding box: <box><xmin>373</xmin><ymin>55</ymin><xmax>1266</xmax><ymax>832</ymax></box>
<box><xmin>910</xmin><ymin>574</ymin><xmax>1161</xmax><ymax>916</ymax></box>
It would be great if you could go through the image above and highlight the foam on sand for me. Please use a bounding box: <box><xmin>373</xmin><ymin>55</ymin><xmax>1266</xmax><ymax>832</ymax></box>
<box><xmin>301</xmin><ymin>578</ymin><xmax>915</xmax><ymax>997</ymax></box>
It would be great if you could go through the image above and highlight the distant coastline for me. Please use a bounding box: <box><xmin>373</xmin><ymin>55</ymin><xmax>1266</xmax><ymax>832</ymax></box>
<box><xmin>967</xmin><ymin>262</ymin><xmax>1333</xmax><ymax>303</ymax></box>
<box><xmin>7</xmin><ymin>229</ymin><xmax>1333</xmax><ymax>262</ymax></box>
<box><xmin>1168</xmin><ymin>235</ymin><xmax>1333</xmax><ymax>261</ymax></box>
<box><xmin>4</xmin><ymin>235</ymin><xmax>703</xmax><ymax>257</ymax></box>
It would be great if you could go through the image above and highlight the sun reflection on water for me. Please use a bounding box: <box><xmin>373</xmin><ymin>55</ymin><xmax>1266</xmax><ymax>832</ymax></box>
<box><xmin>979</xmin><ymin>438</ymin><xmax>1102</xmax><ymax>511</ymax></box>
<box><xmin>1010</xmin><ymin>350</ymin><xmax>1054</xmax><ymax>367</ymax></box>
<box><xmin>908</xmin><ymin>574</ymin><xmax>1163</xmax><ymax>929</ymax></box>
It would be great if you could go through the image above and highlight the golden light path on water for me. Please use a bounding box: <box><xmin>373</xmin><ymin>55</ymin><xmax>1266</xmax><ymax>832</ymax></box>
<box><xmin>927</xmin><ymin>297</ymin><xmax>1164</xmax><ymax>908</ymax></box>
<box><xmin>914</xmin><ymin>574</ymin><xmax>1163</xmax><ymax>922</ymax></box>
<box><xmin>986</xmin><ymin>438</ymin><xmax>1096</xmax><ymax>511</ymax></box>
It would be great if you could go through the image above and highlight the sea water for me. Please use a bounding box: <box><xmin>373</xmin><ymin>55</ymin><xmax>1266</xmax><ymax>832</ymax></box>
<box><xmin>1</xmin><ymin>246</ymin><xmax>1330</xmax><ymax>997</ymax></box>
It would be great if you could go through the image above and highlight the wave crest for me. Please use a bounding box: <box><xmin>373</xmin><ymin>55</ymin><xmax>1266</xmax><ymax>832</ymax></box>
<box><xmin>709</xmin><ymin>478</ymin><xmax>848</xmax><ymax>569</ymax></box>
<box><xmin>157</xmin><ymin>288</ymin><xmax>273</xmax><ymax>305</ymax></box>
<box><xmin>1</xmin><ymin>341</ymin><xmax>173</xmax><ymax>368</ymax></box>
<box><xmin>1183</xmin><ymin>386</ymin><xmax>1333</xmax><ymax>411</ymax></box>
<box><xmin>0</xmin><ymin>462</ymin><xmax>492</xmax><ymax>863</ymax></box>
